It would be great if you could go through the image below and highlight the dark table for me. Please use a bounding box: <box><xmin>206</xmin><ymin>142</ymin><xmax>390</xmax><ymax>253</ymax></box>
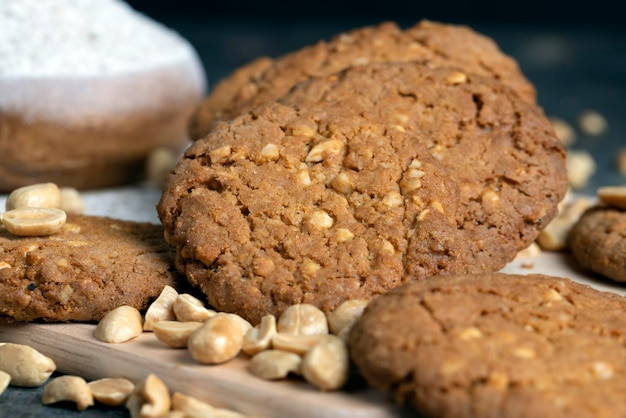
<box><xmin>2</xmin><ymin>11</ymin><xmax>625</xmax><ymax>417</ymax></box>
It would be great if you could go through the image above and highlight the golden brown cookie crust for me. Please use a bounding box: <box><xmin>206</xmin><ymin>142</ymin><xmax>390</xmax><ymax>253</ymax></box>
<box><xmin>349</xmin><ymin>273</ymin><xmax>626</xmax><ymax>418</ymax></box>
<box><xmin>569</xmin><ymin>206</ymin><xmax>626</xmax><ymax>282</ymax></box>
<box><xmin>281</xmin><ymin>62</ymin><xmax>567</xmax><ymax>272</ymax></box>
<box><xmin>0</xmin><ymin>215</ymin><xmax>179</xmax><ymax>322</ymax></box>
<box><xmin>189</xmin><ymin>20</ymin><xmax>536</xmax><ymax>139</ymax></box>
<box><xmin>159</xmin><ymin>101</ymin><xmax>465</xmax><ymax>324</ymax></box>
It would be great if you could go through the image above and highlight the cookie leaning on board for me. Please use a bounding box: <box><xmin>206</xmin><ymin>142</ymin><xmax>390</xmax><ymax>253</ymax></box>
<box><xmin>158</xmin><ymin>60</ymin><xmax>568</xmax><ymax>325</ymax></box>
<box><xmin>189</xmin><ymin>19</ymin><xmax>537</xmax><ymax>138</ymax></box>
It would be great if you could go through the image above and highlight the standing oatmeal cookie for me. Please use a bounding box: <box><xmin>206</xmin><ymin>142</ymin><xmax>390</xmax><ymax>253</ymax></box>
<box><xmin>189</xmin><ymin>20</ymin><xmax>536</xmax><ymax>138</ymax></box>
<box><xmin>0</xmin><ymin>215</ymin><xmax>179</xmax><ymax>322</ymax></box>
<box><xmin>159</xmin><ymin>101</ymin><xmax>468</xmax><ymax>324</ymax></box>
<box><xmin>280</xmin><ymin>62</ymin><xmax>568</xmax><ymax>274</ymax></box>
<box><xmin>349</xmin><ymin>273</ymin><xmax>626</xmax><ymax>418</ymax></box>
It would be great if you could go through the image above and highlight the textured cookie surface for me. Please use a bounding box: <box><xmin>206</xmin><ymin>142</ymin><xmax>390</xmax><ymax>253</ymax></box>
<box><xmin>0</xmin><ymin>215</ymin><xmax>179</xmax><ymax>322</ymax></box>
<box><xmin>349</xmin><ymin>273</ymin><xmax>626</xmax><ymax>418</ymax></box>
<box><xmin>189</xmin><ymin>20</ymin><xmax>536</xmax><ymax>139</ymax></box>
<box><xmin>159</xmin><ymin>102</ymin><xmax>468</xmax><ymax>324</ymax></box>
<box><xmin>569</xmin><ymin>206</ymin><xmax>626</xmax><ymax>282</ymax></box>
<box><xmin>281</xmin><ymin>62</ymin><xmax>567</xmax><ymax>273</ymax></box>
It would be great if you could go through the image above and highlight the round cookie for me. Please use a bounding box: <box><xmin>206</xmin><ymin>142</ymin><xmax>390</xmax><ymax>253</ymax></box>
<box><xmin>158</xmin><ymin>101</ymin><xmax>467</xmax><ymax>324</ymax></box>
<box><xmin>281</xmin><ymin>62</ymin><xmax>568</xmax><ymax>274</ymax></box>
<box><xmin>189</xmin><ymin>20</ymin><xmax>536</xmax><ymax>139</ymax></box>
<box><xmin>349</xmin><ymin>273</ymin><xmax>626</xmax><ymax>418</ymax></box>
<box><xmin>569</xmin><ymin>206</ymin><xmax>626</xmax><ymax>282</ymax></box>
<box><xmin>0</xmin><ymin>214</ymin><xmax>179</xmax><ymax>322</ymax></box>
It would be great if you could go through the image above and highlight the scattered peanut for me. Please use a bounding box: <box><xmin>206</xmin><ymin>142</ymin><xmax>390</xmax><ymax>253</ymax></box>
<box><xmin>146</xmin><ymin>147</ymin><xmax>177</xmax><ymax>186</ymax></box>
<box><xmin>1</xmin><ymin>207</ymin><xmax>67</xmax><ymax>236</ymax></box>
<box><xmin>171</xmin><ymin>392</ymin><xmax>247</xmax><ymax>418</ymax></box>
<box><xmin>144</xmin><ymin>285</ymin><xmax>179</xmax><ymax>331</ymax></box>
<box><xmin>242</xmin><ymin>314</ymin><xmax>277</xmax><ymax>356</ymax></box>
<box><xmin>5</xmin><ymin>182</ymin><xmax>61</xmax><ymax>211</ymax></box>
<box><xmin>0</xmin><ymin>370</ymin><xmax>10</xmax><ymax>396</ymax></box>
<box><xmin>188</xmin><ymin>313</ymin><xmax>251</xmax><ymax>364</ymax></box>
<box><xmin>271</xmin><ymin>333</ymin><xmax>332</xmax><ymax>356</ymax></box>
<box><xmin>248</xmin><ymin>350</ymin><xmax>302</xmax><ymax>380</ymax></box>
<box><xmin>566</xmin><ymin>150</ymin><xmax>596</xmax><ymax>190</ymax></box>
<box><xmin>88</xmin><ymin>377</ymin><xmax>135</xmax><ymax>406</ymax></box>
<box><xmin>577</xmin><ymin>110</ymin><xmax>608</xmax><ymax>136</ymax></box>
<box><xmin>597</xmin><ymin>186</ymin><xmax>626</xmax><ymax>210</ymax></box>
<box><xmin>277</xmin><ymin>304</ymin><xmax>328</xmax><ymax>336</ymax></box>
<box><xmin>59</xmin><ymin>187</ymin><xmax>84</xmax><ymax>214</ymax></box>
<box><xmin>326</xmin><ymin>299</ymin><xmax>369</xmax><ymax>337</ymax></box>
<box><xmin>301</xmin><ymin>335</ymin><xmax>349</xmax><ymax>391</ymax></box>
<box><xmin>152</xmin><ymin>321</ymin><xmax>203</xmax><ymax>348</ymax></box>
<box><xmin>42</xmin><ymin>375</ymin><xmax>94</xmax><ymax>411</ymax></box>
<box><xmin>173</xmin><ymin>293</ymin><xmax>216</xmax><ymax>322</ymax></box>
<box><xmin>0</xmin><ymin>343</ymin><xmax>56</xmax><ymax>387</ymax></box>
<box><xmin>126</xmin><ymin>374</ymin><xmax>171</xmax><ymax>418</ymax></box>
<box><xmin>549</xmin><ymin>116</ymin><xmax>576</xmax><ymax>146</ymax></box>
<box><xmin>536</xmin><ymin>197</ymin><xmax>594</xmax><ymax>251</ymax></box>
<box><xmin>95</xmin><ymin>305</ymin><xmax>144</xmax><ymax>343</ymax></box>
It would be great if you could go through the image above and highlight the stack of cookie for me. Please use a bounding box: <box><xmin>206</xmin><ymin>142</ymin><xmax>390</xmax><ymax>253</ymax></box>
<box><xmin>157</xmin><ymin>20</ymin><xmax>568</xmax><ymax>325</ymax></box>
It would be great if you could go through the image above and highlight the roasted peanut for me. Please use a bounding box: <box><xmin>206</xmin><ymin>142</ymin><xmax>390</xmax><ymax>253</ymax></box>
<box><xmin>271</xmin><ymin>333</ymin><xmax>332</xmax><ymax>356</ymax></box>
<box><xmin>144</xmin><ymin>285</ymin><xmax>179</xmax><ymax>331</ymax></box>
<box><xmin>146</xmin><ymin>147</ymin><xmax>177</xmax><ymax>187</ymax></box>
<box><xmin>126</xmin><ymin>374</ymin><xmax>171</xmax><ymax>418</ymax></box>
<box><xmin>301</xmin><ymin>335</ymin><xmax>349</xmax><ymax>391</ymax></box>
<box><xmin>549</xmin><ymin>116</ymin><xmax>576</xmax><ymax>146</ymax></box>
<box><xmin>578</xmin><ymin>110</ymin><xmax>608</xmax><ymax>136</ymax></box>
<box><xmin>248</xmin><ymin>350</ymin><xmax>302</xmax><ymax>380</ymax></box>
<box><xmin>188</xmin><ymin>313</ymin><xmax>252</xmax><ymax>364</ymax></box>
<box><xmin>597</xmin><ymin>186</ymin><xmax>626</xmax><ymax>210</ymax></box>
<box><xmin>242</xmin><ymin>314</ymin><xmax>277</xmax><ymax>356</ymax></box>
<box><xmin>566</xmin><ymin>150</ymin><xmax>596</xmax><ymax>190</ymax></box>
<box><xmin>95</xmin><ymin>305</ymin><xmax>143</xmax><ymax>343</ymax></box>
<box><xmin>0</xmin><ymin>370</ymin><xmax>10</xmax><ymax>396</ymax></box>
<box><xmin>277</xmin><ymin>304</ymin><xmax>328</xmax><ymax>336</ymax></box>
<box><xmin>326</xmin><ymin>299</ymin><xmax>369</xmax><ymax>337</ymax></box>
<box><xmin>88</xmin><ymin>377</ymin><xmax>135</xmax><ymax>406</ymax></box>
<box><xmin>173</xmin><ymin>293</ymin><xmax>216</xmax><ymax>322</ymax></box>
<box><xmin>42</xmin><ymin>375</ymin><xmax>94</xmax><ymax>411</ymax></box>
<box><xmin>1</xmin><ymin>207</ymin><xmax>66</xmax><ymax>236</ymax></box>
<box><xmin>152</xmin><ymin>321</ymin><xmax>202</xmax><ymax>348</ymax></box>
<box><xmin>537</xmin><ymin>197</ymin><xmax>594</xmax><ymax>251</ymax></box>
<box><xmin>171</xmin><ymin>392</ymin><xmax>247</xmax><ymax>418</ymax></box>
<box><xmin>0</xmin><ymin>343</ymin><xmax>56</xmax><ymax>387</ymax></box>
<box><xmin>59</xmin><ymin>187</ymin><xmax>84</xmax><ymax>214</ymax></box>
<box><xmin>5</xmin><ymin>182</ymin><xmax>61</xmax><ymax>211</ymax></box>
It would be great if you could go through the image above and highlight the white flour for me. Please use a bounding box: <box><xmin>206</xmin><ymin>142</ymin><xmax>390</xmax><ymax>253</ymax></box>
<box><xmin>0</xmin><ymin>0</ymin><xmax>195</xmax><ymax>76</ymax></box>
<box><xmin>0</xmin><ymin>0</ymin><xmax>206</xmax><ymax>120</ymax></box>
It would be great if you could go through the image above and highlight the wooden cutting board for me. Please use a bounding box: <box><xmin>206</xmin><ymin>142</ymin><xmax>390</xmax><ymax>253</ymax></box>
<box><xmin>2</xmin><ymin>250</ymin><xmax>625</xmax><ymax>417</ymax></box>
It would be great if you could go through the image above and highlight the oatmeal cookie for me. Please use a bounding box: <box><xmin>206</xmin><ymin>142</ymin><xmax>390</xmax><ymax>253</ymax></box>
<box><xmin>349</xmin><ymin>273</ymin><xmax>626</xmax><ymax>418</ymax></box>
<box><xmin>569</xmin><ymin>206</ymin><xmax>626</xmax><ymax>282</ymax></box>
<box><xmin>189</xmin><ymin>20</ymin><xmax>536</xmax><ymax>138</ymax></box>
<box><xmin>0</xmin><ymin>215</ymin><xmax>179</xmax><ymax>322</ymax></box>
<box><xmin>159</xmin><ymin>101</ymin><xmax>467</xmax><ymax>324</ymax></box>
<box><xmin>281</xmin><ymin>62</ymin><xmax>568</xmax><ymax>274</ymax></box>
